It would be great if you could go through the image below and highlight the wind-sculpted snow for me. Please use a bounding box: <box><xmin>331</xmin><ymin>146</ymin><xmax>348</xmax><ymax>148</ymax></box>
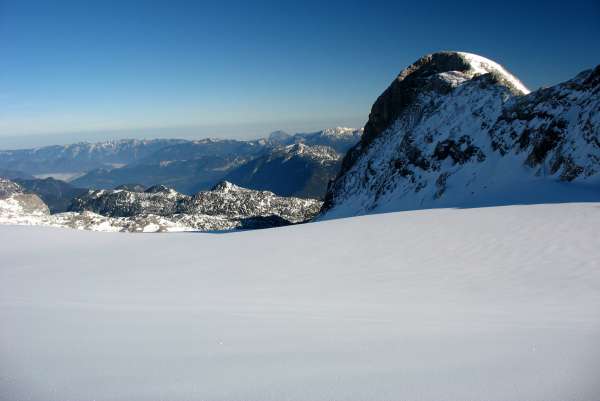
<box><xmin>1</xmin><ymin>203</ymin><xmax>599</xmax><ymax>400</ymax></box>
<box><xmin>0</xmin><ymin>178</ymin><xmax>322</xmax><ymax>232</ymax></box>
<box><xmin>322</xmin><ymin>52</ymin><xmax>600</xmax><ymax>218</ymax></box>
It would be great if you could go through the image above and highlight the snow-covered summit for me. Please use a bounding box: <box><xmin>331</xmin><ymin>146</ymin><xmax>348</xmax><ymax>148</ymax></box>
<box><xmin>281</xmin><ymin>143</ymin><xmax>340</xmax><ymax>163</ymax></box>
<box><xmin>320</xmin><ymin>127</ymin><xmax>364</xmax><ymax>138</ymax></box>
<box><xmin>322</xmin><ymin>54</ymin><xmax>600</xmax><ymax>218</ymax></box>
<box><xmin>211</xmin><ymin>180</ymin><xmax>244</xmax><ymax>192</ymax></box>
<box><xmin>456</xmin><ymin>52</ymin><xmax>530</xmax><ymax>94</ymax></box>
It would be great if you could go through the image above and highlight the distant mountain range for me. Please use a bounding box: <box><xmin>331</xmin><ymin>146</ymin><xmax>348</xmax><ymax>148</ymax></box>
<box><xmin>3</xmin><ymin>52</ymin><xmax>598</xmax><ymax>229</ymax></box>
<box><xmin>0</xmin><ymin>128</ymin><xmax>362</xmax><ymax>200</ymax></box>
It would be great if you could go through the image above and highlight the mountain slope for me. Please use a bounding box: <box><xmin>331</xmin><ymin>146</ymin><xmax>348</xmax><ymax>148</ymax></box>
<box><xmin>14</xmin><ymin>177</ymin><xmax>87</xmax><ymax>213</ymax></box>
<box><xmin>224</xmin><ymin>143</ymin><xmax>342</xmax><ymax>199</ymax></box>
<box><xmin>1</xmin><ymin>203</ymin><xmax>599</xmax><ymax>400</ymax></box>
<box><xmin>0</xmin><ymin>178</ymin><xmax>50</xmax><ymax>224</ymax></box>
<box><xmin>0</xmin><ymin>178</ymin><xmax>321</xmax><ymax>232</ymax></box>
<box><xmin>70</xmin><ymin>181</ymin><xmax>321</xmax><ymax>223</ymax></box>
<box><xmin>322</xmin><ymin>52</ymin><xmax>600</xmax><ymax>218</ymax></box>
<box><xmin>71</xmin><ymin>154</ymin><xmax>251</xmax><ymax>194</ymax></box>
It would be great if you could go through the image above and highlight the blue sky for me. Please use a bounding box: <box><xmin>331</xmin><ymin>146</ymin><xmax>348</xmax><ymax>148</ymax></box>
<box><xmin>1</xmin><ymin>0</ymin><xmax>598</xmax><ymax>148</ymax></box>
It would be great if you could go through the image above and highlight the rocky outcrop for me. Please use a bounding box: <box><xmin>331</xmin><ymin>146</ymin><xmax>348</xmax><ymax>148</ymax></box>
<box><xmin>322</xmin><ymin>52</ymin><xmax>600</xmax><ymax>218</ymax></box>
<box><xmin>13</xmin><ymin>177</ymin><xmax>87</xmax><ymax>213</ymax></box>
<box><xmin>182</xmin><ymin>181</ymin><xmax>322</xmax><ymax>222</ymax></box>
<box><xmin>0</xmin><ymin>178</ymin><xmax>322</xmax><ymax>232</ymax></box>
<box><xmin>0</xmin><ymin>178</ymin><xmax>50</xmax><ymax>224</ymax></box>
<box><xmin>71</xmin><ymin>181</ymin><xmax>321</xmax><ymax>223</ymax></box>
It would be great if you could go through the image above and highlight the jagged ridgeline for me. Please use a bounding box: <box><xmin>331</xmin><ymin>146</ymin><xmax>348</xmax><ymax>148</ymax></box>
<box><xmin>321</xmin><ymin>52</ymin><xmax>600</xmax><ymax>218</ymax></box>
<box><xmin>0</xmin><ymin>178</ymin><xmax>322</xmax><ymax>232</ymax></box>
<box><xmin>0</xmin><ymin>128</ymin><xmax>362</xmax><ymax>199</ymax></box>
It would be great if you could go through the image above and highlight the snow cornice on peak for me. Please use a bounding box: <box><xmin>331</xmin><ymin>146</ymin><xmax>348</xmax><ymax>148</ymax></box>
<box><xmin>456</xmin><ymin>52</ymin><xmax>530</xmax><ymax>94</ymax></box>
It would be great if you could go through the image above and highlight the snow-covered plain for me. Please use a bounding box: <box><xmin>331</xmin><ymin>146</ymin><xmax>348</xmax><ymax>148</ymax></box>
<box><xmin>1</xmin><ymin>203</ymin><xmax>599</xmax><ymax>401</ymax></box>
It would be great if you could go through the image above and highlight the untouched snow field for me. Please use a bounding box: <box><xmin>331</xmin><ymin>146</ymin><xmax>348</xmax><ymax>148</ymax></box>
<box><xmin>1</xmin><ymin>203</ymin><xmax>599</xmax><ymax>401</ymax></box>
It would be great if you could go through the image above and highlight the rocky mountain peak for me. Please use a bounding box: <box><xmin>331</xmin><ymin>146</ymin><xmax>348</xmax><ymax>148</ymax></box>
<box><xmin>0</xmin><ymin>177</ymin><xmax>23</xmax><ymax>199</ymax></box>
<box><xmin>322</xmin><ymin>53</ymin><xmax>600</xmax><ymax>218</ymax></box>
<box><xmin>0</xmin><ymin>178</ymin><xmax>50</xmax><ymax>220</ymax></box>
<box><xmin>211</xmin><ymin>180</ymin><xmax>242</xmax><ymax>192</ymax></box>
<box><xmin>337</xmin><ymin>52</ymin><xmax>527</xmax><ymax>184</ymax></box>
<box><xmin>144</xmin><ymin>184</ymin><xmax>173</xmax><ymax>194</ymax></box>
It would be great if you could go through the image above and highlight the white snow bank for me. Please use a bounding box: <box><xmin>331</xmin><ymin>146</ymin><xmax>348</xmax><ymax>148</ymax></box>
<box><xmin>458</xmin><ymin>51</ymin><xmax>530</xmax><ymax>94</ymax></box>
<box><xmin>0</xmin><ymin>203</ymin><xmax>599</xmax><ymax>400</ymax></box>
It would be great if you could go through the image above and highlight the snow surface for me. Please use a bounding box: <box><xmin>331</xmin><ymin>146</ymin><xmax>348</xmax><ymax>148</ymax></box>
<box><xmin>458</xmin><ymin>52</ymin><xmax>530</xmax><ymax>94</ymax></box>
<box><xmin>1</xmin><ymin>203</ymin><xmax>599</xmax><ymax>401</ymax></box>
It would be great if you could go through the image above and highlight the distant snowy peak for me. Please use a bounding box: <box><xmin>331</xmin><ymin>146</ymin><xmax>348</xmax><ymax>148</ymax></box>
<box><xmin>322</xmin><ymin>52</ymin><xmax>600</xmax><ymax>218</ymax></box>
<box><xmin>320</xmin><ymin>127</ymin><xmax>364</xmax><ymax>138</ymax></box>
<box><xmin>266</xmin><ymin>127</ymin><xmax>363</xmax><ymax>154</ymax></box>
<box><xmin>280</xmin><ymin>143</ymin><xmax>340</xmax><ymax>163</ymax></box>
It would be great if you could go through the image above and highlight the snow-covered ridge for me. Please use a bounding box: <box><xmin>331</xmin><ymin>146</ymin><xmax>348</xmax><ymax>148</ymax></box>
<box><xmin>0</xmin><ymin>178</ymin><xmax>322</xmax><ymax>232</ymax></box>
<box><xmin>457</xmin><ymin>52</ymin><xmax>530</xmax><ymax>94</ymax></box>
<box><xmin>323</xmin><ymin>52</ymin><xmax>600</xmax><ymax>218</ymax></box>
<box><xmin>320</xmin><ymin>126</ymin><xmax>364</xmax><ymax>138</ymax></box>
<box><xmin>278</xmin><ymin>143</ymin><xmax>340</xmax><ymax>163</ymax></box>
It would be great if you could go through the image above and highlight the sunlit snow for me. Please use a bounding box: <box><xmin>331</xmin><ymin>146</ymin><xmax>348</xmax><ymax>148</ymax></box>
<box><xmin>1</xmin><ymin>203</ymin><xmax>599</xmax><ymax>400</ymax></box>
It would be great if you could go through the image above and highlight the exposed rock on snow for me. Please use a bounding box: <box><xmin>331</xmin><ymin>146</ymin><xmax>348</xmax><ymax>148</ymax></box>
<box><xmin>322</xmin><ymin>52</ymin><xmax>600</xmax><ymax>218</ymax></box>
<box><xmin>0</xmin><ymin>178</ymin><xmax>322</xmax><ymax>232</ymax></box>
<box><xmin>0</xmin><ymin>178</ymin><xmax>50</xmax><ymax>224</ymax></box>
<box><xmin>182</xmin><ymin>181</ymin><xmax>322</xmax><ymax>222</ymax></box>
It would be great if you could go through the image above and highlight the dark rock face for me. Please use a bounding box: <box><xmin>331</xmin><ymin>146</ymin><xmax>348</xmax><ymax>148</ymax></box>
<box><xmin>237</xmin><ymin>215</ymin><xmax>294</xmax><ymax>230</ymax></box>
<box><xmin>322</xmin><ymin>52</ymin><xmax>600</xmax><ymax>217</ymax></box>
<box><xmin>432</xmin><ymin>136</ymin><xmax>486</xmax><ymax>165</ymax></box>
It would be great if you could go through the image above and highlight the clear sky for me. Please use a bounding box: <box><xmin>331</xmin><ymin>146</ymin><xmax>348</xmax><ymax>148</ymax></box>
<box><xmin>1</xmin><ymin>0</ymin><xmax>599</xmax><ymax>148</ymax></box>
